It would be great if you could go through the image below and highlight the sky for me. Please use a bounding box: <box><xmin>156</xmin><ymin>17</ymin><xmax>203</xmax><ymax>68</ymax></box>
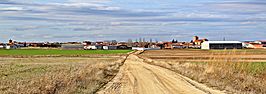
<box><xmin>0</xmin><ymin>0</ymin><xmax>266</xmax><ymax>42</ymax></box>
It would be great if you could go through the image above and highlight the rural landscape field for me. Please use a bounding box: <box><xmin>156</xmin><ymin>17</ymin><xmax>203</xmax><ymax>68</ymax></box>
<box><xmin>1</xmin><ymin>49</ymin><xmax>266</xmax><ymax>94</ymax></box>
<box><xmin>140</xmin><ymin>49</ymin><xmax>266</xmax><ymax>93</ymax></box>
<box><xmin>1</xmin><ymin>0</ymin><xmax>266</xmax><ymax>94</ymax></box>
<box><xmin>0</xmin><ymin>49</ymin><xmax>131</xmax><ymax>94</ymax></box>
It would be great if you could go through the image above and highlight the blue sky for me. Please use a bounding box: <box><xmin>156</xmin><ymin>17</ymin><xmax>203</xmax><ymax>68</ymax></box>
<box><xmin>0</xmin><ymin>0</ymin><xmax>265</xmax><ymax>42</ymax></box>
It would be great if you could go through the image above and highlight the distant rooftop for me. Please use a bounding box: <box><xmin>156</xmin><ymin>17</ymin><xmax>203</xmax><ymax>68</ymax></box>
<box><xmin>256</xmin><ymin>40</ymin><xmax>266</xmax><ymax>42</ymax></box>
<box><xmin>203</xmin><ymin>41</ymin><xmax>242</xmax><ymax>44</ymax></box>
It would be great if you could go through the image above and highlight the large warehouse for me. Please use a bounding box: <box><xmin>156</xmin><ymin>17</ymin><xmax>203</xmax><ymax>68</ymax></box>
<box><xmin>201</xmin><ymin>41</ymin><xmax>243</xmax><ymax>49</ymax></box>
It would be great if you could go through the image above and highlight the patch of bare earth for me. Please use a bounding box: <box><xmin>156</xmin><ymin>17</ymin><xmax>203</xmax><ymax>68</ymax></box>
<box><xmin>97</xmin><ymin>52</ymin><xmax>225</xmax><ymax>94</ymax></box>
<box><xmin>0</xmin><ymin>55</ymin><xmax>127</xmax><ymax>94</ymax></box>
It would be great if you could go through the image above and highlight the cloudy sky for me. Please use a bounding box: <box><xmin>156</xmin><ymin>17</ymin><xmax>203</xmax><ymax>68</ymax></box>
<box><xmin>0</xmin><ymin>0</ymin><xmax>265</xmax><ymax>42</ymax></box>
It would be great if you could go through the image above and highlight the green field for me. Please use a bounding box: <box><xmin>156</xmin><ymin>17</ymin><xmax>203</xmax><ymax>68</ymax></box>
<box><xmin>0</xmin><ymin>49</ymin><xmax>132</xmax><ymax>55</ymax></box>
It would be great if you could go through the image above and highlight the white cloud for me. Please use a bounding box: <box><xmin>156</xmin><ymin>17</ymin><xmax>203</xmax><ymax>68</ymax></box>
<box><xmin>170</xmin><ymin>12</ymin><xmax>228</xmax><ymax>19</ymax></box>
<box><xmin>52</xmin><ymin>3</ymin><xmax>100</xmax><ymax>8</ymax></box>
<box><xmin>0</xmin><ymin>7</ymin><xmax>25</xmax><ymax>11</ymax></box>
<box><xmin>49</xmin><ymin>2</ymin><xmax>120</xmax><ymax>11</ymax></box>
<box><xmin>67</xmin><ymin>0</ymin><xmax>111</xmax><ymax>3</ymax></box>
<box><xmin>94</xmin><ymin>6</ymin><xmax>120</xmax><ymax>11</ymax></box>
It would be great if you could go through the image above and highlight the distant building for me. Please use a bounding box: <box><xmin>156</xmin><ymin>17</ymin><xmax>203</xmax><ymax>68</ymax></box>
<box><xmin>96</xmin><ymin>45</ymin><xmax>103</xmax><ymax>50</ymax></box>
<box><xmin>117</xmin><ymin>45</ymin><xmax>129</xmax><ymax>49</ymax></box>
<box><xmin>255</xmin><ymin>41</ymin><xmax>266</xmax><ymax>44</ymax></box>
<box><xmin>84</xmin><ymin>45</ymin><xmax>97</xmax><ymax>50</ymax></box>
<box><xmin>0</xmin><ymin>43</ymin><xmax>4</xmax><ymax>49</ymax></box>
<box><xmin>192</xmin><ymin>36</ymin><xmax>208</xmax><ymax>46</ymax></box>
<box><xmin>244</xmin><ymin>41</ymin><xmax>266</xmax><ymax>49</ymax></box>
<box><xmin>201</xmin><ymin>41</ymin><xmax>243</xmax><ymax>50</ymax></box>
<box><xmin>83</xmin><ymin>41</ymin><xmax>92</xmax><ymax>46</ymax></box>
<box><xmin>132</xmin><ymin>47</ymin><xmax>160</xmax><ymax>51</ymax></box>
<box><xmin>164</xmin><ymin>42</ymin><xmax>173</xmax><ymax>49</ymax></box>
<box><xmin>103</xmin><ymin>46</ymin><xmax>117</xmax><ymax>50</ymax></box>
<box><xmin>172</xmin><ymin>43</ymin><xmax>185</xmax><ymax>49</ymax></box>
<box><xmin>61</xmin><ymin>44</ymin><xmax>84</xmax><ymax>50</ymax></box>
<box><xmin>163</xmin><ymin>42</ymin><xmax>187</xmax><ymax>49</ymax></box>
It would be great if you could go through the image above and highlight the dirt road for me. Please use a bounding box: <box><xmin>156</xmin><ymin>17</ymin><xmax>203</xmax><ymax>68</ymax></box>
<box><xmin>97</xmin><ymin>53</ymin><xmax>225</xmax><ymax>94</ymax></box>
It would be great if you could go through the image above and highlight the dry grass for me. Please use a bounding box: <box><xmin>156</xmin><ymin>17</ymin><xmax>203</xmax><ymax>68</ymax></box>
<box><xmin>140</xmin><ymin>49</ymin><xmax>266</xmax><ymax>94</ymax></box>
<box><xmin>0</xmin><ymin>56</ymin><xmax>126</xmax><ymax>94</ymax></box>
<box><xmin>203</xmin><ymin>50</ymin><xmax>266</xmax><ymax>93</ymax></box>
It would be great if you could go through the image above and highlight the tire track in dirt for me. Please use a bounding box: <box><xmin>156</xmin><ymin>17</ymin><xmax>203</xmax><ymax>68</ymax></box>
<box><xmin>97</xmin><ymin>51</ymin><xmax>226</xmax><ymax>94</ymax></box>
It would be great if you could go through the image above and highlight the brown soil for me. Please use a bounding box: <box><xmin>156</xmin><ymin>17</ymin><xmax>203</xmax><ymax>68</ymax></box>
<box><xmin>97</xmin><ymin>52</ymin><xmax>225</xmax><ymax>94</ymax></box>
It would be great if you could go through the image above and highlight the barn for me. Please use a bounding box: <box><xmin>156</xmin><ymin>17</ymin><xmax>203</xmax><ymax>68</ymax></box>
<box><xmin>201</xmin><ymin>41</ymin><xmax>243</xmax><ymax>50</ymax></box>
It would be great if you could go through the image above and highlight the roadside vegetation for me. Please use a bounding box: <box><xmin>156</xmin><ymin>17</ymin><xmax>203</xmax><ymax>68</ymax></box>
<box><xmin>0</xmin><ymin>54</ymin><xmax>128</xmax><ymax>94</ymax></box>
<box><xmin>140</xmin><ymin>49</ymin><xmax>266</xmax><ymax>93</ymax></box>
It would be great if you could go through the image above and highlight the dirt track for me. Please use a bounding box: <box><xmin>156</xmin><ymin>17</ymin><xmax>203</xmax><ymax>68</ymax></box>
<box><xmin>97</xmin><ymin>53</ymin><xmax>225</xmax><ymax>94</ymax></box>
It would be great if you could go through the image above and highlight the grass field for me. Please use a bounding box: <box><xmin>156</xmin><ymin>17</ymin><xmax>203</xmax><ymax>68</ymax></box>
<box><xmin>0</xmin><ymin>49</ymin><xmax>130</xmax><ymax>93</ymax></box>
<box><xmin>0</xmin><ymin>49</ymin><xmax>132</xmax><ymax>56</ymax></box>
<box><xmin>0</xmin><ymin>55</ymin><xmax>127</xmax><ymax>94</ymax></box>
<box><xmin>140</xmin><ymin>49</ymin><xmax>266</xmax><ymax>93</ymax></box>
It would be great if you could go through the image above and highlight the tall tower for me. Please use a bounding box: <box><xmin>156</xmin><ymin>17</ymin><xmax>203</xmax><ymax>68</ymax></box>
<box><xmin>193</xmin><ymin>36</ymin><xmax>199</xmax><ymax>42</ymax></box>
<box><xmin>9</xmin><ymin>39</ymin><xmax>13</xmax><ymax>44</ymax></box>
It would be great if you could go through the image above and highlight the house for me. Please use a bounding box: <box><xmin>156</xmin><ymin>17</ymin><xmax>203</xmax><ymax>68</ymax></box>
<box><xmin>163</xmin><ymin>42</ymin><xmax>186</xmax><ymax>49</ymax></box>
<box><xmin>243</xmin><ymin>40</ymin><xmax>266</xmax><ymax>49</ymax></box>
<box><xmin>0</xmin><ymin>43</ymin><xmax>5</xmax><ymax>49</ymax></box>
<box><xmin>96</xmin><ymin>42</ymin><xmax>104</xmax><ymax>45</ymax></box>
<box><xmin>254</xmin><ymin>41</ymin><xmax>266</xmax><ymax>44</ymax></box>
<box><xmin>5</xmin><ymin>39</ymin><xmax>20</xmax><ymax>49</ymax></box>
<box><xmin>164</xmin><ymin>42</ymin><xmax>173</xmax><ymax>49</ymax></box>
<box><xmin>83</xmin><ymin>41</ymin><xmax>92</xmax><ymax>46</ymax></box>
<box><xmin>103</xmin><ymin>46</ymin><xmax>117</xmax><ymax>50</ymax></box>
<box><xmin>244</xmin><ymin>42</ymin><xmax>266</xmax><ymax>49</ymax></box>
<box><xmin>172</xmin><ymin>43</ymin><xmax>185</xmax><ymax>49</ymax></box>
<box><xmin>192</xmin><ymin>36</ymin><xmax>208</xmax><ymax>46</ymax></box>
<box><xmin>5</xmin><ymin>44</ymin><xmax>19</xmax><ymax>49</ymax></box>
<box><xmin>201</xmin><ymin>41</ymin><xmax>243</xmax><ymax>50</ymax></box>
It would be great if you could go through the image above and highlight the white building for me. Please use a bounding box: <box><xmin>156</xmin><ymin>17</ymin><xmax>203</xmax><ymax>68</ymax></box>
<box><xmin>254</xmin><ymin>41</ymin><xmax>266</xmax><ymax>44</ymax></box>
<box><xmin>84</xmin><ymin>45</ymin><xmax>97</xmax><ymax>50</ymax></box>
<box><xmin>132</xmin><ymin>47</ymin><xmax>160</xmax><ymax>51</ymax></box>
<box><xmin>103</xmin><ymin>46</ymin><xmax>117</xmax><ymax>50</ymax></box>
<box><xmin>201</xmin><ymin>41</ymin><xmax>243</xmax><ymax>50</ymax></box>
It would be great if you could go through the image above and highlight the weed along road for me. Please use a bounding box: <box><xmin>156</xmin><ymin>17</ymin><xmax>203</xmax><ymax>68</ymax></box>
<box><xmin>97</xmin><ymin>51</ymin><xmax>225</xmax><ymax>94</ymax></box>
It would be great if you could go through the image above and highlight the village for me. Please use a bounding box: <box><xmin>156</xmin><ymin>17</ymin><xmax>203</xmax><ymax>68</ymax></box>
<box><xmin>0</xmin><ymin>36</ymin><xmax>266</xmax><ymax>50</ymax></box>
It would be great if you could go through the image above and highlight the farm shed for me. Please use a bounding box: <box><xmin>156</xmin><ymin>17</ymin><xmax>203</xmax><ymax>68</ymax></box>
<box><xmin>201</xmin><ymin>41</ymin><xmax>243</xmax><ymax>50</ymax></box>
<box><xmin>61</xmin><ymin>44</ymin><xmax>84</xmax><ymax>50</ymax></box>
<box><xmin>103</xmin><ymin>46</ymin><xmax>117</xmax><ymax>50</ymax></box>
